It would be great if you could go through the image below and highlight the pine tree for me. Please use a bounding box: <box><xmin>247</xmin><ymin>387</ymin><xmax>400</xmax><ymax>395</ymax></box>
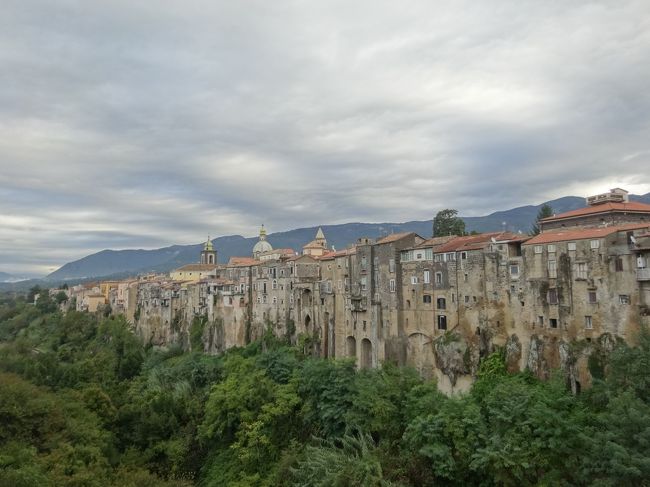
<box><xmin>530</xmin><ymin>204</ymin><xmax>554</xmax><ymax>235</ymax></box>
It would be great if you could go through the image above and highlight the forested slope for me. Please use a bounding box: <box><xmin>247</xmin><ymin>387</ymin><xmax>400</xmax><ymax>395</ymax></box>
<box><xmin>1</xmin><ymin>292</ymin><xmax>650</xmax><ymax>486</ymax></box>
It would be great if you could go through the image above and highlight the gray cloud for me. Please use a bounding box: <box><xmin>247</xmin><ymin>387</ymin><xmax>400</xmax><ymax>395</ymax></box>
<box><xmin>1</xmin><ymin>0</ymin><xmax>650</xmax><ymax>276</ymax></box>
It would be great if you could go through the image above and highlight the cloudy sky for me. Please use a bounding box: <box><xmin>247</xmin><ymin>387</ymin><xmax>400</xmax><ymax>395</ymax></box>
<box><xmin>1</xmin><ymin>1</ymin><xmax>649</xmax><ymax>277</ymax></box>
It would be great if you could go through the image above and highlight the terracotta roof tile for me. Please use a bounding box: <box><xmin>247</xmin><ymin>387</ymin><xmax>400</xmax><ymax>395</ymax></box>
<box><xmin>524</xmin><ymin>223</ymin><xmax>650</xmax><ymax>245</ymax></box>
<box><xmin>409</xmin><ymin>235</ymin><xmax>457</xmax><ymax>250</ymax></box>
<box><xmin>541</xmin><ymin>202</ymin><xmax>650</xmax><ymax>221</ymax></box>
<box><xmin>227</xmin><ymin>257</ymin><xmax>260</xmax><ymax>267</ymax></box>
<box><xmin>375</xmin><ymin>232</ymin><xmax>419</xmax><ymax>245</ymax></box>
<box><xmin>320</xmin><ymin>248</ymin><xmax>356</xmax><ymax>260</ymax></box>
<box><xmin>434</xmin><ymin>232</ymin><xmax>526</xmax><ymax>253</ymax></box>
<box><xmin>174</xmin><ymin>264</ymin><xmax>218</xmax><ymax>272</ymax></box>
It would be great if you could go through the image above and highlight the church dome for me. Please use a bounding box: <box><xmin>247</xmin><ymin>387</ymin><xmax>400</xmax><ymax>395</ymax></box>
<box><xmin>253</xmin><ymin>239</ymin><xmax>273</xmax><ymax>254</ymax></box>
<box><xmin>253</xmin><ymin>225</ymin><xmax>273</xmax><ymax>256</ymax></box>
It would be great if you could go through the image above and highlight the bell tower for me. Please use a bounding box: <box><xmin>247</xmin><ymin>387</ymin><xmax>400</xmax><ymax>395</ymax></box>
<box><xmin>200</xmin><ymin>236</ymin><xmax>217</xmax><ymax>265</ymax></box>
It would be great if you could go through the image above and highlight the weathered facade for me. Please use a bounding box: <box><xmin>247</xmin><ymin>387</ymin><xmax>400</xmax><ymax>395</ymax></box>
<box><xmin>73</xmin><ymin>190</ymin><xmax>650</xmax><ymax>394</ymax></box>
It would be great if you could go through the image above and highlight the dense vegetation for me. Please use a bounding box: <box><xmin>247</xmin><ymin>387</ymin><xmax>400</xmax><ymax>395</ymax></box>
<box><xmin>1</xmin><ymin>292</ymin><xmax>650</xmax><ymax>486</ymax></box>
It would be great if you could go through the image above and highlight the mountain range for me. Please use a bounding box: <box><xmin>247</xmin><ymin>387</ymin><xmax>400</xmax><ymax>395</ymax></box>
<box><xmin>0</xmin><ymin>272</ymin><xmax>15</xmax><ymax>282</ymax></box>
<box><xmin>40</xmin><ymin>192</ymin><xmax>650</xmax><ymax>283</ymax></box>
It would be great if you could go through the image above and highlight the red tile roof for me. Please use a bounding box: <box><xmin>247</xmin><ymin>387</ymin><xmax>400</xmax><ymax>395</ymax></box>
<box><xmin>227</xmin><ymin>257</ymin><xmax>260</xmax><ymax>267</ymax></box>
<box><xmin>174</xmin><ymin>264</ymin><xmax>218</xmax><ymax>272</ymax></box>
<box><xmin>375</xmin><ymin>232</ymin><xmax>420</xmax><ymax>245</ymax></box>
<box><xmin>320</xmin><ymin>247</ymin><xmax>357</xmax><ymax>260</ymax></box>
<box><xmin>541</xmin><ymin>202</ymin><xmax>650</xmax><ymax>222</ymax></box>
<box><xmin>524</xmin><ymin>223</ymin><xmax>650</xmax><ymax>245</ymax></box>
<box><xmin>411</xmin><ymin>235</ymin><xmax>457</xmax><ymax>250</ymax></box>
<box><xmin>434</xmin><ymin>232</ymin><xmax>527</xmax><ymax>253</ymax></box>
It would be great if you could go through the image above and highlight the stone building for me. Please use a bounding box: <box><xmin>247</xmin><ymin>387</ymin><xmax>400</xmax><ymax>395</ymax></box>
<box><xmin>540</xmin><ymin>188</ymin><xmax>650</xmax><ymax>231</ymax></box>
<box><xmin>107</xmin><ymin>190</ymin><xmax>650</xmax><ymax>394</ymax></box>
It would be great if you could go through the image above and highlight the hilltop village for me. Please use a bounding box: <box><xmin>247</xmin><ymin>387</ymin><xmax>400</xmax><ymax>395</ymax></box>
<box><xmin>63</xmin><ymin>188</ymin><xmax>650</xmax><ymax>393</ymax></box>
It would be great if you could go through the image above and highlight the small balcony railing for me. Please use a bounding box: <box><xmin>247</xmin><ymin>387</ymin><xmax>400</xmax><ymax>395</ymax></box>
<box><xmin>637</xmin><ymin>268</ymin><xmax>650</xmax><ymax>281</ymax></box>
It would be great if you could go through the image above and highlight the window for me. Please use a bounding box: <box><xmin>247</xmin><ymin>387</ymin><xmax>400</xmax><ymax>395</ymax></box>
<box><xmin>464</xmin><ymin>295</ymin><xmax>470</xmax><ymax>304</ymax></box>
<box><xmin>548</xmin><ymin>288</ymin><xmax>558</xmax><ymax>305</ymax></box>
<box><xmin>272</xmin><ymin>279</ymin><xmax>278</xmax><ymax>290</ymax></box>
<box><xmin>510</xmin><ymin>264</ymin><xmax>519</xmax><ymax>276</ymax></box>
<box><xmin>423</xmin><ymin>295</ymin><xmax>432</xmax><ymax>304</ymax></box>
<box><xmin>473</xmin><ymin>296</ymin><xmax>477</xmax><ymax>303</ymax></box>
<box><xmin>272</xmin><ymin>296</ymin><xmax>277</xmax><ymax>304</ymax></box>
<box><xmin>568</xmin><ymin>242</ymin><xmax>577</xmax><ymax>251</ymax></box>
<box><xmin>585</xmin><ymin>316</ymin><xmax>593</xmax><ymax>329</ymax></box>
<box><xmin>437</xmin><ymin>315</ymin><xmax>447</xmax><ymax>330</ymax></box>
<box><xmin>548</xmin><ymin>260</ymin><xmax>557</xmax><ymax>279</ymax></box>
<box><xmin>435</xmin><ymin>272</ymin><xmax>443</xmax><ymax>285</ymax></box>
<box><xmin>590</xmin><ymin>239</ymin><xmax>600</xmax><ymax>249</ymax></box>
<box><xmin>389</xmin><ymin>259</ymin><xmax>395</xmax><ymax>273</ymax></box>
<box><xmin>423</xmin><ymin>270</ymin><xmax>430</xmax><ymax>284</ymax></box>
<box><xmin>464</xmin><ymin>273</ymin><xmax>468</xmax><ymax>282</ymax></box>
<box><xmin>361</xmin><ymin>277</ymin><xmax>367</xmax><ymax>291</ymax></box>
<box><xmin>326</xmin><ymin>281</ymin><xmax>332</xmax><ymax>293</ymax></box>
<box><xmin>588</xmin><ymin>291</ymin><xmax>597</xmax><ymax>304</ymax></box>
<box><xmin>550</xmin><ymin>318</ymin><xmax>558</xmax><ymax>329</ymax></box>
<box><xmin>437</xmin><ymin>297</ymin><xmax>446</xmax><ymax>309</ymax></box>
<box><xmin>416</xmin><ymin>252</ymin><xmax>423</xmax><ymax>259</ymax></box>
<box><xmin>361</xmin><ymin>256</ymin><xmax>367</xmax><ymax>267</ymax></box>
<box><xmin>538</xmin><ymin>316</ymin><xmax>544</xmax><ymax>327</ymax></box>
<box><xmin>445</xmin><ymin>252</ymin><xmax>456</xmax><ymax>261</ymax></box>
<box><xmin>389</xmin><ymin>279</ymin><xmax>395</xmax><ymax>292</ymax></box>
<box><xmin>576</xmin><ymin>262</ymin><xmax>588</xmax><ymax>279</ymax></box>
<box><xmin>290</xmin><ymin>295</ymin><xmax>294</xmax><ymax>303</ymax></box>
<box><xmin>461</xmin><ymin>251</ymin><xmax>467</xmax><ymax>260</ymax></box>
<box><xmin>257</xmin><ymin>296</ymin><xmax>261</xmax><ymax>303</ymax></box>
<box><xmin>547</xmin><ymin>244</ymin><xmax>556</xmax><ymax>253</ymax></box>
<box><xmin>434</xmin><ymin>254</ymin><xmax>443</xmax><ymax>262</ymax></box>
<box><xmin>615</xmin><ymin>257</ymin><xmax>624</xmax><ymax>272</ymax></box>
<box><xmin>411</xmin><ymin>276</ymin><xmax>418</xmax><ymax>285</ymax></box>
<box><xmin>534</xmin><ymin>245</ymin><xmax>543</xmax><ymax>254</ymax></box>
<box><xmin>619</xmin><ymin>294</ymin><xmax>630</xmax><ymax>304</ymax></box>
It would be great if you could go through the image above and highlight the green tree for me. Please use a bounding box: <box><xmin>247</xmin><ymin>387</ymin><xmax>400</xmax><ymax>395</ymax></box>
<box><xmin>433</xmin><ymin>209</ymin><xmax>465</xmax><ymax>237</ymax></box>
<box><xmin>289</xmin><ymin>433</ymin><xmax>394</xmax><ymax>487</ymax></box>
<box><xmin>530</xmin><ymin>203</ymin><xmax>554</xmax><ymax>235</ymax></box>
<box><xmin>54</xmin><ymin>291</ymin><xmax>68</xmax><ymax>306</ymax></box>
<box><xmin>27</xmin><ymin>285</ymin><xmax>42</xmax><ymax>304</ymax></box>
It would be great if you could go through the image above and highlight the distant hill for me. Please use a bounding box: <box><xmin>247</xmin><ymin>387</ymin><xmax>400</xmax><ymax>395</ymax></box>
<box><xmin>44</xmin><ymin>192</ymin><xmax>650</xmax><ymax>282</ymax></box>
<box><xmin>0</xmin><ymin>272</ymin><xmax>14</xmax><ymax>282</ymax></box>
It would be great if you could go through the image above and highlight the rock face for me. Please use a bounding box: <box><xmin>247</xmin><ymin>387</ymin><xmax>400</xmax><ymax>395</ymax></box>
<box><xmin>505</xmin><ymin>334</ymin><xmax>522</xmax><ymax>373</ymax></box>
<box><xmin>526</xmin><ymin>335</ymin><xmax>547</xmax><ymax>379</ymax></box>
<box><xmin>433</xmin><ymin>333</ymin><xmax>470</xmax><ymax>387</ymax></box>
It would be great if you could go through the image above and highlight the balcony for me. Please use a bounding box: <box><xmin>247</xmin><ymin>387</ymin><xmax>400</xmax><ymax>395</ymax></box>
<box><xmin>637</xmin><ymin>268</ymin><xmax>650</xmax><ymax>281</ymax></box>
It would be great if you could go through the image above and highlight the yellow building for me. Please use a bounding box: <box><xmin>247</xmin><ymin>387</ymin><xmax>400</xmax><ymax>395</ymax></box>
<box><xmin>171</xmin><ymin>237</ymin><xmax>218</xmax><ymax>281</ymax></box>
<box><xmin>170</xmin><ymin>264</ymin><xmax>218</xmax><ymax>282</ymax></box>
<box><xmin>303</xmin><ymin>227</ymin><xmax>329</xmax><ymax>257</ymax></box>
